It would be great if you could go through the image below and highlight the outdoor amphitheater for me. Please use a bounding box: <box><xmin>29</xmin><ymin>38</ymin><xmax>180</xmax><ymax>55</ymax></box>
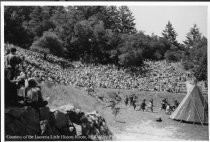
<box><xmin>4</xmin><ymin>43</ymin><xmax>208</xmax><ymax>141</ymax></box>
<box><xmin>3</xmin><ymin>5</ymin><xmax>208</xmax><ymax>141</ymax></box>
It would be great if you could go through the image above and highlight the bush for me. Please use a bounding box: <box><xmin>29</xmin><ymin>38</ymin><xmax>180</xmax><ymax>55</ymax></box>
<box><xmin>164</xmin><ymin>50</ymin><xmax>181</xmax><ymax>62</ymax></box>
<box><xmin>118</xmin><ymin>49</ymin><xmax>144</xmax><ymax>67</ymax></box>
<box><xmin>153</xmin><ymin>50</ymin><xmax>162</xmax><ymax>60</ymax></box>
<box><xmin>182</xmin><ymin>61</ymin><xmax>194</xmax><ymax>70</ymax></box>
<box><xmin>31</xmin><ymin>31</ymin><xmax>64</xmax><ymax>57</ymax></box>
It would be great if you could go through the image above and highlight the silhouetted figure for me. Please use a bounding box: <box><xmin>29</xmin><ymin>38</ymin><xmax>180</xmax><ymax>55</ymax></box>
<box><xmin>174</xmin><ymin>100</ymin><xmax>179</xmax><ymax>109</ymax></box>
<box><xmin>140</xmin><ymin>99</ymin><xmax>146</xmax><ymax>111</ymax></box>
<box><xmin>124</xmin><ymin>95</ymin><xmax>129</xmax><ymax>106</ymax></box>
<box><xmin>130</xmin><ymin>95</ymin><xmax>134</xmax><ymax>106</ymax></box>
<box><xmin>132</xmin><ymin>95</ymin><xmax>137</xmax><ymax>110</ymax></box>
<box><xmin>160</xmin><ymin>98</ymin><xmax>168</xmax><ymax>111</ymax></box>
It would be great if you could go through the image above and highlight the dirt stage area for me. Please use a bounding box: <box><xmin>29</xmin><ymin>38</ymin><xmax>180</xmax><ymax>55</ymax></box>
<box><xmin>43</xmin><ymin>85</ymin><xmax>209</xmax><ymax>141</ymax></box>
<box><xmin>102</xmin><ymin>105</ymin><xmax>208</xmax><ymax>140</ymax></box>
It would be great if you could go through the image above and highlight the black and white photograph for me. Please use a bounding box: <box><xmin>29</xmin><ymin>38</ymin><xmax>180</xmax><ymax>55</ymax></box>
<box><xmin>1</xmin><ymin>2</ymin><xmax>209</xmax><ymax>141</ymax></box>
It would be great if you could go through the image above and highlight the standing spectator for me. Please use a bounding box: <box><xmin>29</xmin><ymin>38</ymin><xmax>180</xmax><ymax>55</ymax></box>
<box><xmin>5</xmin><ymin>47</ymin><xmax>22</xmax><ymax>80</ymax></box>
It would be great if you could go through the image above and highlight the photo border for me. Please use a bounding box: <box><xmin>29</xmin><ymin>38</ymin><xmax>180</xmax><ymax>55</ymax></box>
<box><xmin>1</xmin><ymin>1</ymin><xmax>210</xmax><ymax>142</ymax></box>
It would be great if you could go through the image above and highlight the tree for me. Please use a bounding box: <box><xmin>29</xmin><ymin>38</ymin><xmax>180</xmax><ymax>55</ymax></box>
<box><xmin>118</xmin><ymin>32</ymin><xmax>148</xmax><ymax>67</ymax></box>
<box><xmin>183</xmin><ymin>24</ymin><xmax>202</xmax><ymax>48</ymax></box>
<box><xmin>29</xmin><ymin>6</ymin><xmax>56</xmax><ymax>39</ymax></box>
<box><xmin>118</xmin><ymin>6</ymin><xmax>137</xmax><ymax>34</ymax></box>
<box><xmin>162</xmin><ymin>21</ymin><xmax>178</xmax><ymax>46</ymax></box>
<box><xmin>194</xmin><ymin>51</ymin><xmax>207</xmax><ymax>81</ymax></box>
<box><xmin>149</xmin><ymin>36</ymin><xmax>171</xmax><ymax>60</ymax></box>
<box><xmin>4</xmin><ymin>6</ymin><xmax>34</xmax><ymax>48</ymax></box>
<box><xmin>30</xmin><ymin>31</ymin><xmax>64</xmax><ymax>58</ymax></box>
<box><xmin>182</xmin><ymin>25</ymin><xmax>207</xmax><ymax>80</ymax></box>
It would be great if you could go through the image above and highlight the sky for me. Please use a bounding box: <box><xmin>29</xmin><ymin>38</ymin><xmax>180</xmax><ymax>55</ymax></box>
<box><xmin>129</xmin><ymin>6</ymin><xmax>207</xmax><ymax>43</ymax></box>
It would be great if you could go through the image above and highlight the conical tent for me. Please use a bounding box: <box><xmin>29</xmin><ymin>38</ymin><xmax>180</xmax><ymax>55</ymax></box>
<box><xmin>170</xmin><ymin>82</ymin><xmax>208</xmax><ymax>124</ymax></box>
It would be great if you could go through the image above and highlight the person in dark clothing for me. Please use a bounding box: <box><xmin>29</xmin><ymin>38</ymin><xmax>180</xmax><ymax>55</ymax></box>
<box><xmin>174</xmin><ymin>100</ymin><xmax>179</xmax><ymax>108</ymax></box>
<box><xmin>5</xmin><ymin>47</ymin><xmax>18</xmax><ymax>68</ymax></box>
<box><xmin>140</xmin><ymin>99</ymin><xmax>146</xmax><ymax>111</ymax></box>
<box><xmin>5</xmin><ymin>48</ymin><xmax>24</xmax><ymax>107</ymax></box>
<box><xmin>130</xmin><ymin>95</ymin><xmax>134</xmax><ymax>106</ymax></box>
<box><xmin>160</xmin><ymin>98</ymin><xmax>168</xmax><ymax>111</ymax></box>
<box><xmin>132</xmin><ymin>95</ymin><xmax>137</xmax><ymax>110</ymax></box>
<box><xmin>5</xmin><ymin>48</ymin><xmax>22</xmax><ymax>81</ymax></box>
<box><xmin>5</xmin><ymin>68</ymin><xmax>22</xmax><ymax>107</ymax></box>
<box><xmin>171</xmin><ymin>100</ymin><xmax>179</xmax><ymax>111</ymax></box>
<box><xmin>124</xmin><ymin>95</ymin><xmax>129</xmax><ymax>106</ymax></box>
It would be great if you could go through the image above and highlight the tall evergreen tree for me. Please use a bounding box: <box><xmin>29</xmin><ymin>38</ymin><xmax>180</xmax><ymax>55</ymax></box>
<box><xmin>194</xmin><ymin>51</ymin><xmax>207</xmax><ymax>81</ymax></box>
<box><xmin>118</xmin><ymin>6</ymin><xmax>136</xmax><ymax>34</ymax></box>
<box><xmin>162</xmin><ymin>21</ymin><xmax>178</xmax><ymax>46</ymax></box>
<box><xmin>183</xmin><ymin>24</ymin><xmax>202</xmax><ymax>48</ymax></box>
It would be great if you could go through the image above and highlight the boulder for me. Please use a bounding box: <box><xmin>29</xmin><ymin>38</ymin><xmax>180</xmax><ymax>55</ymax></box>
<box><xmin>39</xmin><ymin>106</ymin><xmax>50</xmax><ymax>121</ymax></box>
<box><xmin>5</xmin><ymin>104</ymin><xmax>112</xmax><ymax>141</ymax></box>
<box><xmin>40</xmin><ymin>120</ymin><xmax>53</xmax><ymax>135</ymax></box>
<box><xmin>5</xmin><ymin>106</ymin><xmax>40</xmax><ymax>136</ymax></box>
<box><xmin>19</xmin><ymin>106</ymin><xmax>40</xmax><ymax>133</ymax></box>
<box><xmin>53</xmin><ymin>110</ymin><xmax>69</xmax><ymax>130</ymax></box>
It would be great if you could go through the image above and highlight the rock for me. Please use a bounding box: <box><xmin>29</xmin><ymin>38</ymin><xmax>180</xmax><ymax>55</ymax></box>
<box><xmin>5</xmin><ymin>104</ymin><xmax>112</xmax><ymax>141</ymax></box>
<box><xmin>19</xmin><ymin>107</ymin><xmax>40</xmax><ymax>133</ymax></box>
<box><xmin>53</xmin><ymin>110</ymin><xmax>69</xmax><ymax>130</ymax></box>
<box><xmin>67</xmin><ymin>109</ymin><xmax>85</xmax><ymax>125</ymax></box>
<box><xmin>40</xmin><ymin>120</ymin><xmax>53</xmax><ymax>135</ymax></box>
<box><xmin>55</xmin><ymin>104</ymin><xmax>75</xmax><ymax>113</ymax></box>
<box><xmin>5</xmin><ymin>107</ymin><xmax>25</xmax><ymax>119</ymax></box>
<box><xmin>40</xmin><ymin>106</ymin><xmax>50</xmax><ymax>121</ymax></box>
<box><xmin>5</xmin><ymin>106</ymin><xmax>40</xmax><ymax>136</ymax></box>
<box><xmin>156</xmin><ymin>117</ymin><xmax>162</xmax><ymax>122</ymax></box>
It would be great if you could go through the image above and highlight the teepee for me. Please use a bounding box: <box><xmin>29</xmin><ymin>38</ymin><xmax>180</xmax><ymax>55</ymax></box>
<box><xmin>170</xmin><ymin>81</ymin><xmax>208</xmax><ymax>124</ymax></box>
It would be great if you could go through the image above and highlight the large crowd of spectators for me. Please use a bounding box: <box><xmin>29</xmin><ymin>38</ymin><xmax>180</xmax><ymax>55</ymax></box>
<box><xmin>4</xmin><ymin>44</ymin><xmax>207</xmax><ymax>94</ymax></box>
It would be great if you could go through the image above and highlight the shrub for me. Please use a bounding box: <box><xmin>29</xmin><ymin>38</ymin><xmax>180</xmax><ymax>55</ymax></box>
<box><xmin>164</xmin><ymin>50</ymin><xmax>181</xmax><ymax>62</ymax></box>
<box><xmin>182</xmin><ymin>61</ymin><xmax>194</xmax><ymax>70</ymax></box>
<box><xmin>31</xmin><ymin>31</ymin><xmax>64</xmax><ymax>57</ymax></box>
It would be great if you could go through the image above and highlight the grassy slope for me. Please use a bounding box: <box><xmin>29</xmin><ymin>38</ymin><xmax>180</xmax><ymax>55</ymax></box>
<box><xmin>41</xmin><ymin>83</ymin><xmax>104</xmax><ymax>112</ymax></box>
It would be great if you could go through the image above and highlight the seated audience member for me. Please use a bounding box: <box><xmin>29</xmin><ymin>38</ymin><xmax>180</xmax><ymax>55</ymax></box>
<box><xmin>25</xmin><ymin>78</ymin><xmax>48</xmax><ymax>109</ymax></box>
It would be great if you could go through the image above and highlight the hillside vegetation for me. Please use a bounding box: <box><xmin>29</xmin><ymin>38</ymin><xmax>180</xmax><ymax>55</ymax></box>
<box><xmin>5</xmin><ymin>6</ymin><xmax>207</xmax><ymax>81</ymax></box>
